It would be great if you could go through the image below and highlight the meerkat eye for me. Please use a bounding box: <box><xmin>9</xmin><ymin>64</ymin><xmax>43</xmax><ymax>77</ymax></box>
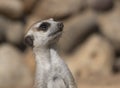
<box><xmin>38</xmin><ymin>22</ymin><xmax>50</xmax><ymax>31</ymax></box>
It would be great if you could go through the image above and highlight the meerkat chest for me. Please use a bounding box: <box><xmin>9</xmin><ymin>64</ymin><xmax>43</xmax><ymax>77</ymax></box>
<box><xmin>35</xmin><ymin>53</ymin><xmax>51</xmax><ymax>79</ymax></box>
<box><xmin>35</xmin><ymin>58</ymin><xmax>51</xmax><ymax>76</ymax></box>
<box><xmin>50</xmin><ymin>49</ymin><xmax>66</xmax><ymax>73</ymax></box>
<box><xmin>34</xmin><ymin>57</ymin><xmax>51</xmax><ymax>88</ymax></box>
<box><xmin>34</xmin><ymin>48</ymin><xmax>67</xmax><ymax>88</ymax></box>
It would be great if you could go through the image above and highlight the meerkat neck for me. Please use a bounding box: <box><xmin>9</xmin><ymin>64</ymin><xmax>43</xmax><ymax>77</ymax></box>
<box><xmin>33</xmin><ymin>47</ymin><xmax>51</xmax><ymax>77</ymax></box>
<box><xmin>33</xmin><ymin>47</ymin><xmax>51</xmax><ymax>88</ymax></box>
<box><xmin>33</xmin><ymin>47</ymin><xmax>51</xmax><ymax>66</ymax></box>
<box><xmin>33</xmin><ymin>45</ymin><xmax>59</xmax><ymax>65</ymax></box>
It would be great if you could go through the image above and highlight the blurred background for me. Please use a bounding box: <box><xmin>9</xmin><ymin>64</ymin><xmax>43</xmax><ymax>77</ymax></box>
<box><xmin>0</xmin><ymin>0</ymin><xmax>120</xmax><ymax>88</ymax></box>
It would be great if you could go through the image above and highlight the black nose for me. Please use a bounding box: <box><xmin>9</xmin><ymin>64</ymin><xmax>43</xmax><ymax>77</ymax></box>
<box><xmin>57</xmin><ymin>22</ymin><xmax>64</xmax><ymax>31</ymax></box>
<box><xmin>24</xmin><ymin>35</ymin><xmax>34</xmax><ymax>47</ymax></box>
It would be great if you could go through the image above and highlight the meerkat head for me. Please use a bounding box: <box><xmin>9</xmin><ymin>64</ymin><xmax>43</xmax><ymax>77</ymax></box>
<box><xmin>24</xmin><ymin>18</ymin><xmax>64</xmax><ymax>48</ymax></box>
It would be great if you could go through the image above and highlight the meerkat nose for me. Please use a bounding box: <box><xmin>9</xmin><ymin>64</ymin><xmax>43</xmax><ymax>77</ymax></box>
<box><xmin>57</xmin><ymin>22</ymin><xmax>64</xmax><ymax>31</ymax></box>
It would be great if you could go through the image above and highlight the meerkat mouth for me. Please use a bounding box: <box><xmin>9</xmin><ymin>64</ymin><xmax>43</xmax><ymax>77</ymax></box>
<box><xmin>51</xmin><ymin>29</ymin><xmax>62</xmax><ymax>36</ymax></box>
<box><xmin>49</xmin><ymin>29</ymin><xmax>63</xmax><ymax>37</ymax></box>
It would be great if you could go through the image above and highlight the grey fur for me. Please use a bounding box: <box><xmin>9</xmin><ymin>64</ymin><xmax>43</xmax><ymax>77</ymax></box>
<box><xmin>25</xmin><ymin>19</ymin><xmax>77</xmax><ymax>88</ymax></box>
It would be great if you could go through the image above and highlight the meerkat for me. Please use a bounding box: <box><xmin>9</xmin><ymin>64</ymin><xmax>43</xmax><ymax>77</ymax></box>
<box><xmin>24</xmin><ymin>18</ymin><xmax>77</xmax><ymax>88</ymax></box>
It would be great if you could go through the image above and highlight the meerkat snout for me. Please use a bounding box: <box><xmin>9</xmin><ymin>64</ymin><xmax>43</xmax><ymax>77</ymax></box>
<box><xmin>57</xmin><ymin>22</ymin><xmax>64</xmax><ymax>30</ymax></box>
<box><xmin>24</xmin><ymin>18</ymin><xmax>64</xmax><ymax>47</ymax></box>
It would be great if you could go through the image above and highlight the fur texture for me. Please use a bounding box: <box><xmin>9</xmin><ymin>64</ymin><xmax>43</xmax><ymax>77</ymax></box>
<box><xmin>25</xmin><ymin>18</ymin><xmax>77</xmax><ymax>88</ymax></box>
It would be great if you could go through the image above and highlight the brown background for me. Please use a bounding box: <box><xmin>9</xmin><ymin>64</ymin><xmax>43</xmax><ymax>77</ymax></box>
<box><xmin>0</xmin><ymin>0</ymin><xmax>120</xmax><ymax>88</ymax></box>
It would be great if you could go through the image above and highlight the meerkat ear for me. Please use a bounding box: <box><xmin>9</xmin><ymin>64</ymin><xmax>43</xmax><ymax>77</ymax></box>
<box><xmin>24</xmin><ymin>35</ymin><xmax>34</xmax><ymax>47</ymax></box>
<box><xmin>49</xmin><ymin>18</ymin><xmax>54</xmax><ymax>21</ymax></box>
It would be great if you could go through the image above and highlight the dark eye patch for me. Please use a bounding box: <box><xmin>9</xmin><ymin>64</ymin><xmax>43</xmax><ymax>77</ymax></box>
<box><xmin>38</xmin><ymin>22</ymin><xmax>50</xmax><ymax>31</ymax></box>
